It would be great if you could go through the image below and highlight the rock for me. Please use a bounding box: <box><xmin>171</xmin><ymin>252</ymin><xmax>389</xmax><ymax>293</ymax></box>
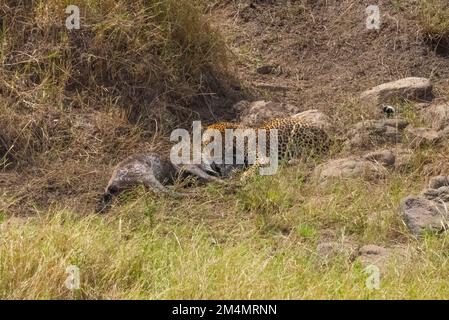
<box><xmin>363</xmin><ymin>149</ymin><xmax>395</xmax><ymax>167</ymax></box>
<box><xmin>406</xmin><ymin>127</ymin><xmax>443</xmax><ymax>147</ymax></box>
<box><xmin>361</xmin><ymin>77</ymin><xmax>433</xmax><ymax>106</ymax></box>
<box><xmin>400</xmin><ymin>175</ymin><xmax>449</xmax><ymax>235</ymax></box>
<box><xmin>359</xmin><ymin>245</ymin><xmax>409</xmax><ymax>274</ymax></box>
<box><xmin>256</xmin><ymin>65</ymin><xmax>276</xmax><ymax>75</ymax></box>
<box><xmin>421</xmin><ymin>176</ymin><xmax>449</xmax><ymax>204</ymax></box>
<box><xmin>316</xmin><ymin>241</ymin><xmax>358</xmax><ymax>264</ymax></box>
<box><xmin>422</xmin><ymin>186</ymin><xmax>449</xmax><ymax>203</ymax></box>
<box><xmin>358</xmin><ymin>245</ymin><xmax>390</xmax><ymax>268</ymax></box>
<box><xmin>234</xmin><ymin>102</ymin><xmax>332</xmax><ymax>130</ymax></box>
<box><xmin>399</xmin><ymin>196</ymin><xmax>449</xmax><ymax>236</ymax></box>
<box><xmin>291</xmin><ymin>109</ymin><xmax>333</xmax><ymax>131</ymax></box>
<box><xmin>420</xmin><ymin>103</ymin><xmax>449</xmax><ymax>130</ymax></box>
<box><xmin>428</xmin><ymin>175</ymin><xmax>449</xmax><ymax>189</ymax></box>
<box><xmin>344</xmin><ymin>119</ymin><xmax>409</xmax><ymax>151</ymax></box>
<box><xmin>234</xmin><ymin>100</ymin><xmax>300</xmax><ymax>127</ymax></box>
<box><xmin>313</xmin><ymin>157</ymin><xmax>387</xmax><ymax>185</ymax></box>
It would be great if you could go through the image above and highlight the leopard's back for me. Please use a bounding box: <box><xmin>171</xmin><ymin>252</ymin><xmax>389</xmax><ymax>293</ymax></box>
<box><xmin>258</xmin><ymin>117</ymin><xmax>331</xmax><ymax>160</ymax></box>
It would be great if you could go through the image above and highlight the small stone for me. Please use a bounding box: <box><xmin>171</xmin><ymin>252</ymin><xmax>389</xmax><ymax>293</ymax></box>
<box><xmin>363</xmin><ymin>149</ymin><xmax>395</xmax><ymax>167</ymax></box>
<box><xmin>316</xmin><ymin>241</ymin><xmax>358</xmax><ymax>264</ymax></box>
<box><xmin>428</xmin><ymin>175</ymin><xmax>449</xmax><ymax>189</ymax></box>
<box><xmin>358</xmin><ymin>245</ymin><xmax>391</xmax><ymax>271</ymax></box>
<box><xmin>256</xmin><ymin>65</ymin><xmax>276</xmax><ymax>75</ymax></box>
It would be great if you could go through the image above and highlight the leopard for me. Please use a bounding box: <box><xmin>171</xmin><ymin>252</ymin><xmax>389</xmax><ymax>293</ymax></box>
<box><xmin>201</xmin><ymin>121</ymin><xmax>246</xmax><ymax>178</ymax></box>
<box><xmin>257</xmin><ymin>117</ymin><xmax>331</xmax><ymax>160</ymax></box>
<box><xmin>202</xmin><ymin>117</ymin><xmax>332</xmax><ymax>180</ymax></box>
<box><xmin>204</xmin><ymin>122</ymin><xmax>243</xmax><ymax>132</ymax></box>
<box><xmin>98</xmin><ymin>118</ymin><xmax>331</xmax><ymax>212</ymax></box>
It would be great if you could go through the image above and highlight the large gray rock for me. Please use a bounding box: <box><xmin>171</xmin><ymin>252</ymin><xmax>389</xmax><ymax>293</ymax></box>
<box><xmin>420</xmin><ymin>103</ymin><xmax>449</xmax><ymax>130</ymax></box>
<box><xmin>405</xmin><ymin>127</ymin><xmax>443</xmax><ymax>147</ymax></box>
<box><xmin>361</xmin><ymin>77</ymin><xmax>433</xmax><ymax>106</ymax></box>
<box><xmin>291</xmin><ymin>109</ymin><xmax>333</xmax><ymax>131</ymax></box>
<box><xmin>422</xmin><ymin>186</ymin><xmax>449</xmax><ymax>203</ymax></box>
<box><xmin>234</xmin><ymin>100</ymin><xmax>300</xmax><ymax>127</ymax></box>
<box><xmin>344</xmin><ymin>119</ymin><xmax>409</xmax><ymax>151</ymax></box>
<box><xmin>313</xmin><ymin>157</ymin><xmax>387</xmax><ymax>185</ymax></box>
<box><xmin>363</xmin><ymin>149</ymin><xmax>395</xmax><ymax>167</ymax></box>
<box><xmin>399</xmin><ymin>196</ymin><xmax>449</xmax><ymax>236</ymax></box>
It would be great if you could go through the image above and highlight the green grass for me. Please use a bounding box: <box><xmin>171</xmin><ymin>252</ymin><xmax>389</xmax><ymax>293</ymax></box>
<box><xmin>0</xmin><ymin>157</ymin><xmax>447</xmax><ymax>299</ymax></box>
<box><xmin>3</xmin><ymin>0</ymin><xmax>449</xmax><ymax>300</ymax></box>
<box><xmin>0</xmin><ymin>200</ymin><xmax>445</xmax><ymax>299</ymax></box>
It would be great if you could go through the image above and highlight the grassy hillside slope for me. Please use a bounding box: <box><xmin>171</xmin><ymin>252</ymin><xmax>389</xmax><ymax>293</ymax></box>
<box><xmin>2</xmin><ymin>0</ymin><xmax>449</xmax><ymax>299</ymax></box>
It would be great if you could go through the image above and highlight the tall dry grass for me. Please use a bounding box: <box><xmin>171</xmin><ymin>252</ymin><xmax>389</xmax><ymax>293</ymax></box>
<box><xmin>416</xmin><ymin>0</ymin><xmax>449</xmax><ymax>42</ymax></box>
<box><xmin>0</xmin><ymin>0</ymin><xmax>229</xmax><ymax>169</ymax></box>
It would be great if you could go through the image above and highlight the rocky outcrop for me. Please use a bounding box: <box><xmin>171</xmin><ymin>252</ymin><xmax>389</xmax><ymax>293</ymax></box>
<box><xmin>362</xmin><ymin>149</ymin><xmax>395</xmax><ymax>167</ymax></box>
<box><xmin>361</xmin><ymin>77</ymin><xmax>433</xmax><ymax>106</ymax></box>
<box><xmin>291</xmin><ymin>109</ymin><xmax>333</xmax><ymax>132</ymax></box>
<box><xmin>234</xmin><ymin>100</ymin><xmax>301</xmax><ymax>127</ymax></box>
<box><xmin>313</xmin><ymin>155</ymin><xmax>389</xmax><ymax>185</ymax></box>
<box><xmin>399</xmin><ymin>176</ymin><xmax>449</xmax><ymax>236</ymax></box>
<box><xmin>420</xmin><ymin>103</ymin><xmax>449</xmax><ymax>130</ymax></box>
<box><xmin>405</xmin><ymin>127</ymin><xmax>443</xmax><ymax>148</ymax></box>
<box><xmin>344</xmin><ymin>119</ymin><xmax>409</xmax><ymax>151</ymax></box>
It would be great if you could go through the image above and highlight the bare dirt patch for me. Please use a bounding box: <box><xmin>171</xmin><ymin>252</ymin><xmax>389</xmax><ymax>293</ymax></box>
<box><xmin>212</xmin><ymin>0</ymin><xmax>449</xmax><ymax>119</ymax></box>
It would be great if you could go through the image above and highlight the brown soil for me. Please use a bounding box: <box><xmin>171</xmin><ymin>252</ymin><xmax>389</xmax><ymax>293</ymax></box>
<box><xmin>212</xmin><ymin>0</ymin><xmax>449</xmax><ymax>114</ymax></box>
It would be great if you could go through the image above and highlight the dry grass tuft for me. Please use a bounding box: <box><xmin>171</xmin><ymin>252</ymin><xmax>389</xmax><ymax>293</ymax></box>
<box><xmin>413</xmin><ymin>0</ymin><xmax>449</xmax><ymax>54</ymax></box>
<box><xmin>0</xmin><ymin>0</ymin><xmax>231</xmax><ymax>167</ymax></box>
<box><xmin>0</xmin><ymin>0</ymin><xmax>239</xmax><ymax>214</ymax></box>
<box><xmin>417</xmin><ymin>0</ymin><xmax>449</xmax><ymax>41</ymax></box>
